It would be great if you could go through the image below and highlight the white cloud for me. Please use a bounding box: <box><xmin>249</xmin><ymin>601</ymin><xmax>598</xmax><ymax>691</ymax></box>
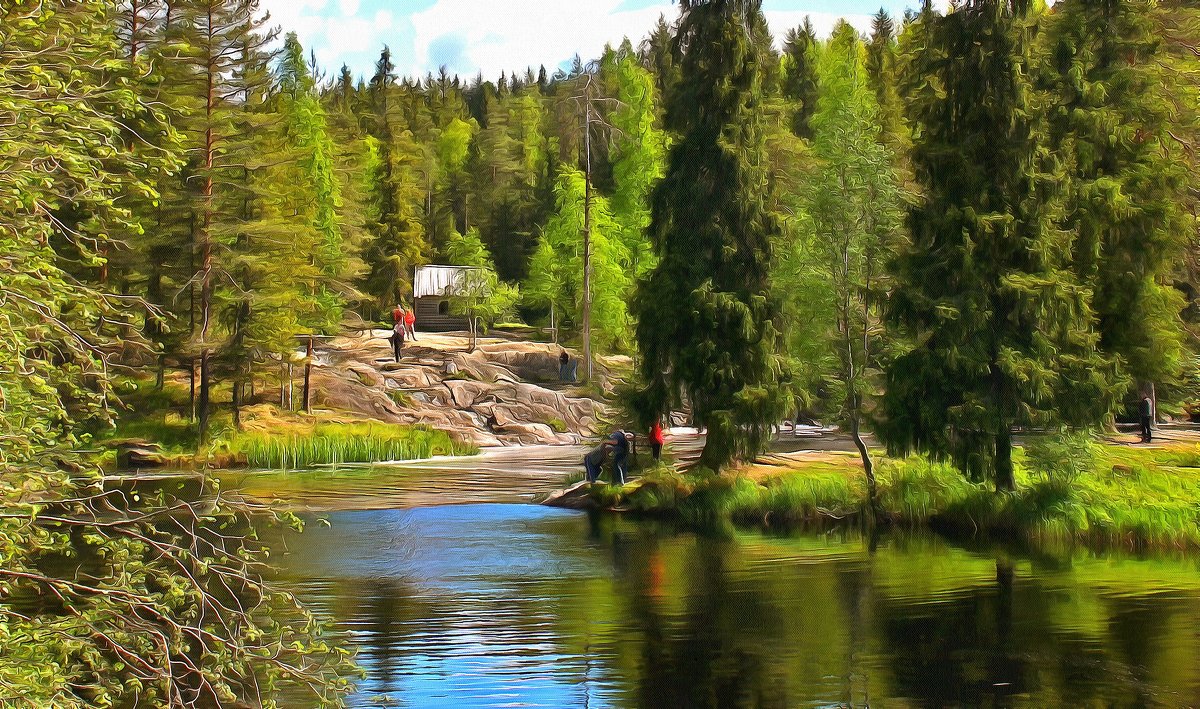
<box><xmin>409</xmin><ymin>0</ymin><xmax>674</xmax><ymax>78</ymax></box>
<box><xmin>338</xmin><ymin>0</ymin><xmax>360</xmax><ymax>16</ymax></box>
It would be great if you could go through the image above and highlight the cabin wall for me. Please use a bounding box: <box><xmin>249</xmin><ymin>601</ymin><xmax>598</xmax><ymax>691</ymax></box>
<box><xmin>414</xmin><ymin>296</ymin><xmax>470</xmax><ymax>332</ymax></box>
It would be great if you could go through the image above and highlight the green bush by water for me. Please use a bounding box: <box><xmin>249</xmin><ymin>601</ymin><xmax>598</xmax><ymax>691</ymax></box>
<box><xmin>233</xmin><ymin>422</ymin><xmax>478</xmax><ymax>469</ymax></box>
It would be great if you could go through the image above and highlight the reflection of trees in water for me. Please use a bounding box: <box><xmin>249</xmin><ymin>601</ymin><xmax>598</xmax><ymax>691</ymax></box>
<box><xmin>872</xmin><ymin>557</ymin><xmax>1200</xmax><ymax>707</ymax></box>
<box><xmin>263</xmin><ymin>507</ymin><xmax>1200</xmax><ymax>708</ymax></box>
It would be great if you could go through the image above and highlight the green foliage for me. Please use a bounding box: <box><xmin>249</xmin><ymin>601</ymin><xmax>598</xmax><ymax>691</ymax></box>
<box><xmin>0</xmin><ymin>4</ymin><xmax>353</xmax><ymax>705</ymax></box>
<box><xmin>1023</xmin><ymin>430</ymin><xmax>1100</xmax><ymax>482</ymax></box>
<box><xmin>779</xmin><ymin>22</ymin><xmax>905</xmax><ymax>436</ymax></box>
<box><xmin>781</xmin><ymin>18</ymin><xmax>820</xmax><ymax>138</ymax></box>
<box><xmin>232</xmin><ymin>423</ymin><xmax>476</xmax><ymax>469</ymax></box>
<box><xmin>634</xmin><ymin>0</ymin><xmax>791</xmax><ymax>470</ymax></box>
<box><xmin>879</xmin><ymin>0</ymin><xmax>1125</xmax><ymax>490</ymax></box>
<box><xmin>1040</xmin><ymin>0</ymin><xmax>1191</xmax><ymax>393</ymax></box>
<box><xmin>604</xmin><ymin>50</ymin><xmax>669</xmax><ymax>281</ymax></box>
<box><xmin>526</xmin><ymin>169</ymin><xmax>634</xmax><ymax>350</ymax></box>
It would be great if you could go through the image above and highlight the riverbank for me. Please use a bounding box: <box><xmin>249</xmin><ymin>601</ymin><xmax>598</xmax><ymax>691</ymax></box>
<box><xmin>96</xmin><ymin>397</ymin><xmax>477</xmax><ymax>471</ymax></box>
<box><xmin>562</xmin><ymin>440</ymin><xmax>1200</xmax><ymax>550</ymax></box>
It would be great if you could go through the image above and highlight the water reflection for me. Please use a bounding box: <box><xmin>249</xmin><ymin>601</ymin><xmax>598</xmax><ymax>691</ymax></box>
<box><xmin>264</xmin><ymin>505</ymin><xmax>1200</xmax><ymax>708</ymax></box>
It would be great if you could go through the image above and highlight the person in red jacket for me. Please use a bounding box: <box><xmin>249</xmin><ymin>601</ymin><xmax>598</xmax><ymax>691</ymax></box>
<box><xmin>649</xmin><ymin>419</ymin><xmax>665</xmax><ymax>461</ymax></box>
<box><xmin>391</xmin><ymin>302</ymin><xmax>404</xmax><ymax>327</ymax></box>
<box><xmin>404</xmin><ymin>303</ymin><xmax>417</xmax><ymax>341</ymax></box>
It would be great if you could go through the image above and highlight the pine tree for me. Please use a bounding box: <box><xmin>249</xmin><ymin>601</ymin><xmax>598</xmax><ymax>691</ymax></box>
<box><xmin>866</xmin><ymin>9</ymin><xmax>911</xmax><ymax>169</ymax></box>
<box><xmin>361</xmin><ymin>46</ymin><xmax>428</xmax><ymax>314</ymax></box>
<box><xmin>167</xmin><ymin>0</ymin><xmax>281</xmax><ymax>443</ymax></box>
<box><xmin>278</xmin><ymin>32</ymin><xmax>347</xmax><ymax>317</ymax></box>
<box><xmin>639</xmin><ymin>14</ymin><xmax>679</xmax><ymax>109</ymax></box>
<box><xmin>879</xmin><ymin>0</ymin><xmax>1125</xmax><ymax>491</ymax></box>
<box><xmin>781</xmin><ymin>18</ymin><xmax>819</xmax><ymax>139</ymax></box>
<box><xmin>526</xmin><ymin>169</ymin><xmax>631</xmax><ymax>350</ymax></box>
<box><xmin>1041</xmin><ymin>0</ymin><xmax>1191</xmax><ymax>409</ymax></box>
<box><xmin>633</xmin><ymin>0</ymin><xmax>790</xmax><ymax>470</ymax></box>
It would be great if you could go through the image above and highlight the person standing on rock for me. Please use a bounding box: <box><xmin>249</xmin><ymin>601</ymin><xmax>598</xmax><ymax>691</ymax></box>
<box><xmin>391</xmin><ymin>317</ymin><xmax>406</xmax><ymax>362</ymax></box>
<box><xmin>404</xmin><ymin>302</ymin><xmax>417</xmax><ymax>341</ymax></box>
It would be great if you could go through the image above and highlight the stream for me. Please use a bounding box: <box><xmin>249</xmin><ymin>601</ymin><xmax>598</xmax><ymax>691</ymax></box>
<box><xmin>229</xmin><ymin>444</ymin><xmax>1200</xmax><ymax>708</ymax></box>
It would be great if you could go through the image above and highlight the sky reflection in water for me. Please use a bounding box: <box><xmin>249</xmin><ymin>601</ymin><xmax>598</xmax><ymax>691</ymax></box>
<box><xmin>265</xmin><ymin>504</ymin><xmax>1200</xmax><ymax>708</ymax></box>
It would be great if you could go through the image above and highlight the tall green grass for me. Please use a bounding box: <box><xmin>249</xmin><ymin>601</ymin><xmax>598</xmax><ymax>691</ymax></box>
<box><xmin>583</xmin><ymin>442</ymin><xmax>1200</xmax><ymax>550</ymax></box>
<box><xmin>233</xmin><ymin>422</ymin><xmax>478</xmax><ymax>469</ymax></box>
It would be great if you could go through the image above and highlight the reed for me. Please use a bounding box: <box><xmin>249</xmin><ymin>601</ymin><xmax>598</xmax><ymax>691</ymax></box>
<box><xmin>233</xmin><ymin>422</ymin><xmax>478</xmax><ymax>469</ymax></box>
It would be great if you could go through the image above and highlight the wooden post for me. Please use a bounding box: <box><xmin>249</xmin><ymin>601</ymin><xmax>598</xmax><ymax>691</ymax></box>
<box><xmin>302</xmin><ymin>335</ymin><xmax>314</xmax><ymax>414</ymax></box>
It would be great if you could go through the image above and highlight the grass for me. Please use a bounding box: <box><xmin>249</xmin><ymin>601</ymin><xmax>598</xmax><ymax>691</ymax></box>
<box><xmin>230</xmin><ymin>421</ymin><xmax>478</xmax><ymax>469</ymax></box>
<box><xmin>583</xmin><ymin>440</ymin><xmax>1200</xmax><ymax>551</ymax></box>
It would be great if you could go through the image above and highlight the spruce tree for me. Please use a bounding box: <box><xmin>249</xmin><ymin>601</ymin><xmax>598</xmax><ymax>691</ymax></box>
<box><xmin>633</xmin><ymin>0</ymin><xmax>790</xmax><ymax>470</ymax></box>
<box><xmin>1041</xmin><ymin>0</ymin><xmax>1191</xmax><ymax>408</ymax></box>
<box><xmin>781</xmin><ymin>18</ymin><xmax>819</xmax><ymax>139</ymax></box>
<box><xmin>879</xmin><ymin>0</ymin><xmax>1124</xmax><ymax>491</ymax></box>
<box><xmin>168</xmin><ymin>0</ymin><xmax>280</xmax><ymax>443</ymax></box>
<box><xmin>361</xmin><ymin>46</ymin><xmax>428</xmax><ymax>313</ymax></box>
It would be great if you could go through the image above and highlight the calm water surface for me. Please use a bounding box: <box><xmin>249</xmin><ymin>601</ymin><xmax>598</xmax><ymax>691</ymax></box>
<box><xmin>241</xmin><ymin>457</ymin><xmax>1200</xmax><ymax>708</ymax></box>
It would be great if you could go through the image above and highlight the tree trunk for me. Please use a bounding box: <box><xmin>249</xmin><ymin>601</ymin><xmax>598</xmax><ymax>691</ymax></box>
<box><xmin>232</xmin><ymin>366</ymin><xmax>242</xmax><ymax>431</ymax></box>
<box><xmin>995</xmin><ymin>426</ymin><xmax>1015</xmax><ymax>492</ymax></box>
<box><xmin>197</xmin><ymin>6</ymin><xmax>216</xmax><ymax>447</ymax></box>
<box><xmin>581</xmin><ymin>99</ymin><xmax>593</xmax><ymax>384</ymax></box>
<box><xmin>188</xmin><ymin>359</ymin><xmax>196</xmax><ymax>422</ymax></box>
<box><xmin>303</xmin><ymin>336</ymin><xmax>314</xmax><ymax>413</ymax></box>
<box><xmin>198</xmin><ymin>350</ymin><xmax>211</xmax><ymax>445</ymax></box>
<box><xmin>850</xmin><ymin>408</ymin><xmax>879</xmax><ymax>520</ymax></box>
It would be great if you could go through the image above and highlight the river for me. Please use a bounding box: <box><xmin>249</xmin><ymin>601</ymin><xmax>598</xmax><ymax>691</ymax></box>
<box><xmin>229</xmin><ymin>447</ymin><xmax>1200</xmax><ymax>708</ymax></box>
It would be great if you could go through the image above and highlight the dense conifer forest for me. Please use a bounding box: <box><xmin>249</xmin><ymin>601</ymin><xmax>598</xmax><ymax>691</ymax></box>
<box><xmin>2</xmin><ymin>0</ymin><xmax>1198</xmax><ymax>704</ymax></box>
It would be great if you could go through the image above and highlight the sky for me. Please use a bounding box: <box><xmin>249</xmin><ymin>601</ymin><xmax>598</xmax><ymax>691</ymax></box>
<box><xmin>259</xmin><ymin>0</ymin><xmax>950</xmax><ymax>84</ymax></box>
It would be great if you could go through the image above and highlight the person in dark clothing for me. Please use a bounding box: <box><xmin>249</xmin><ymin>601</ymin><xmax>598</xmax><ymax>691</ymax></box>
<box><xmin>609</xmin><ymin>430</ymin><xmax>634</xmax><ymax>485</ymax></box>
<box><xmin>1140</xmin><ymin>396</ymin><xmax>1154</xmax><ymax>443</ymax></box>
<box><xmin>583</xmin><ymin>442</ymin><xmax>610</xmax><ymax>483</ymax></box>
<box><xmin>390</xmin><ymin>320</ymin><xmax>405</xmax><ymax>362</ymax></box>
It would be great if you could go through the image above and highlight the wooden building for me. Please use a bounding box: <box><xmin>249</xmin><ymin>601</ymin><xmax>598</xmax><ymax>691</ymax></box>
<box><xmin>412</xmin><ymin>265</ymin><xmax>474</xmax><ymax>332</ymax></box>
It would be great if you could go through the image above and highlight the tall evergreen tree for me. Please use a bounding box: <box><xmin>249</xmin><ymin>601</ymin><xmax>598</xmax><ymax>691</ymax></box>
<box><xmin>879</xmin><ymin>0</ymin><xmax>1124</xmax><ymax>491</ymax></box>
<box><xmin>1041</xmin><ymin>0</ymin><xmax>1191</xmax><ymax>408</ymax></box>
<box><xmin>168</xmin><ymin>0</ymin><xmax>281</xmax><ymax>442</ymax></box>
<box><xmin>633</xmin><ymin>0</ymin><xmax>790</xmax><ymax>470</ymax></box>
<box><xmin>781</xmin><ymin>18</ymin><xmax>819</xmax><ymax>139</ymax></box>
<box><xmin>361</xmin><ymin>46</ymin><xmax>428</xmax><ymax>313</ymax></box>
<box><xmin>604</xmin><ymin>48</ymin><xmax>669</xmax><ymax>280</ymax></box>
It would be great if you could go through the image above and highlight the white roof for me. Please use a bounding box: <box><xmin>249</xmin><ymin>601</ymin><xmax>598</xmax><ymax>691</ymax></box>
<box><xmin>413</xmin><ymin>265</ymin><xmax>479</xmax><ymax>298</ymax></box>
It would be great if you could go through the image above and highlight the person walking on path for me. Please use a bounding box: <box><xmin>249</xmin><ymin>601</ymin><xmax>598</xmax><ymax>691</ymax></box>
<box><xmin>404</xmin><ymin>303</ymin><xmax>417</xmax><ymax>341</ymax></box>
<box><xmin>1140</xmin><ymin>395</ymin><xmax>1154</xmax><ymax>443</ymax></box>
<box><xmin>390</xmin><ymin>318</ymin><xmax>406</xmax><ymax>362</ymax></box>
<box><xmin>649</xmin><ymin>420</ymin><xmax>665</xmax><ymax>461</ymax></box>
